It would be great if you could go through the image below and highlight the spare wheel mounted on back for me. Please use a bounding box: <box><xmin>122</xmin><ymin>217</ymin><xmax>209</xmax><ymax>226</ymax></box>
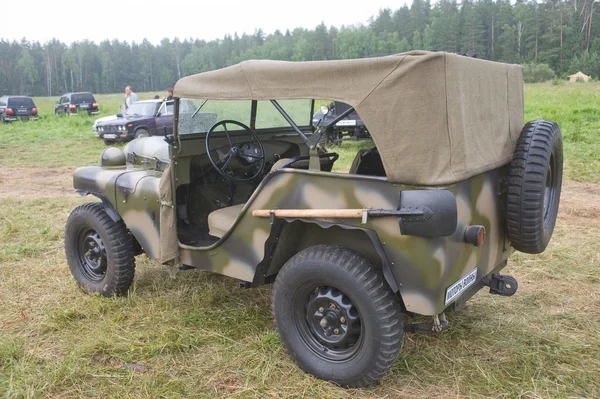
<box><xmin>507</xmin><ymin>120</ymin><xmax>563</xmax><ymax>254</ymax></box>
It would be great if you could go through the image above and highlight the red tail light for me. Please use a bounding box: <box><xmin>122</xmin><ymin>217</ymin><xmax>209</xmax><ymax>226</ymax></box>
<box><xmin>92</xmin><ymin>102</ymin><xmax>98</xmax><ymax>108</ymax></box>
<box><xmin>31</xmin><ymin>108</ymin><xmax>37</xmax><ymax>114</ymax></box>
<box><xmin>5</xmin><ymin>108</ymin><xmax>14</xmax><ymax>115</ymax></box>
<box><xmin>69</xmin><ymin>104</ymin><xmax>76</xmax><ymax>110</ymax></box>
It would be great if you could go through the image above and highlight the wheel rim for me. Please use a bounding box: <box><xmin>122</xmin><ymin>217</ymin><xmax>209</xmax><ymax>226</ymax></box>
<box><xmin>294</xmin><ymin>285</ymin><xmax>363</xmax><ymax>362</ymax></box>
<box><xmin>543</xmin><ymin>151</ymin><xmax>557</xmax><ymax>222</ymax></box>
<box><xmin>137</xmin><ymin>131</ymin><xmax>149</xmax><ymax>138</ymax></box>
<box><xmin>76</xmin><ymin>228</ymin><xmax>107</xmax><ymax>283</ymax></box>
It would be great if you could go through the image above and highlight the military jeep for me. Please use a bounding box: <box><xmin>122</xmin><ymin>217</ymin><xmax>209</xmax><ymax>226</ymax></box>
<box><xmin>65</xmin><ymin>51</ymin><xmax>563</xmax><ymax>387</ymax></box>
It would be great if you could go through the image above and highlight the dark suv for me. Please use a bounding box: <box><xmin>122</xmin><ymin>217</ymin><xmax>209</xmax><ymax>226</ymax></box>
<box><xmin>55</xmin><ymin>92</ymin><xmax>99</xmax><ymax>115</ymax></box>
<box><xmin>0</xmin><ymin>96</ymin><xmax>39</xmax><ymax>122</ymax></box>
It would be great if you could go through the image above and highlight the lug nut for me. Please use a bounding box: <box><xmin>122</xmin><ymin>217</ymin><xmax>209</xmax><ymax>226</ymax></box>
<box><xmin>340</xmin><ymin>317</ymin><xmax>346</xmax><ymax>324</ymax></box>
<box><xmin>334</xmin><ymin>328</ymin><xmax>340</xmax><ymax>334</ymax></box>
<box><xmin>318</xmin><ymin>306</ymin><xmax>325</xmax><ymax>313</ymax></box>
<box><xmin>329</xmin><ymin>303</ymin><xmax>336</xmax><ymax>309</ymax></box>
<box><xmin>320</xmin><ymin>318</ymin><xmax>328</xmax><ymax>328</ymax></box>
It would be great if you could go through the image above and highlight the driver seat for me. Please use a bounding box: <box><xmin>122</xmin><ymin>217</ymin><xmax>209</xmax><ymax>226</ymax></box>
<box><xmin>207</xmin><ymin>204</ymin><xmax>246</xmax><ymax>238</ymax></box>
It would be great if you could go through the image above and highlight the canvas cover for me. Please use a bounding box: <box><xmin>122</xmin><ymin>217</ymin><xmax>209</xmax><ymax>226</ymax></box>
<box><xmin>159</xmin><ymin>164</ymin><xmax>178</xmax><ymax>264</ymax></box>
<box><xmin>174</xmin><ymin>51</ymin><xmax>524</xmax><ymax>186</ymax></box>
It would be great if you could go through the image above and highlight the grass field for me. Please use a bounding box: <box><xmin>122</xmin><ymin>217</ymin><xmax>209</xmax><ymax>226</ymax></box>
<box><xmin>0</xmin><ymin>85</ymin><xmax>599</xmax><ymax>398</ymax></box>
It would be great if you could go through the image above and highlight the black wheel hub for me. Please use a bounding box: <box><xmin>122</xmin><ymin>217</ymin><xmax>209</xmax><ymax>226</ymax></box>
<box><xmin>298</xmin><ymin>286</ymin><xmax>362</xmax><ymax>361</ymax></box>
<box><xmin>78</xmin><ymin>230</ymin><xmax>107</xmax><ymax>282</ymax></box>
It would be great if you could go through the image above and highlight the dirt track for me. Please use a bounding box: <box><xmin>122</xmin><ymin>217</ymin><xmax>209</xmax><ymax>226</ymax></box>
<box><xmin>0</xmin><ymin>167</ymin><xmax>598</xmax><ymax>221</ymax></box>
<box><xmin>0</xmin><ymin>168</ymin><xmax>75</xmax><ymax>199</ymax></box>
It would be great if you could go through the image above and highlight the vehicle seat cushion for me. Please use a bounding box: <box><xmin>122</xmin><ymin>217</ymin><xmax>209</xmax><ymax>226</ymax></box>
<box><xmin>208</xmin><ymin>204</ymin><xmax>245</xmax><ymax>238</ymax></box>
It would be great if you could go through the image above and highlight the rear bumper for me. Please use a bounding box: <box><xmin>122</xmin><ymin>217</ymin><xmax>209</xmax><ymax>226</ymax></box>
<box><xmin>3</xmin><ymin>115</ymin><xmax>39</xmax><ymax>121</ymax></box>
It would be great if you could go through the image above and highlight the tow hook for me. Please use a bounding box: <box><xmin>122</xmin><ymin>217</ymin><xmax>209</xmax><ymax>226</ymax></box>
<box><xmin>480</xmin><ymin>274</ymin><xmax>518</xmax><ymax>296</ymax></box>
<box><xmin>404</xmin><ymin>313</ymin><xmax>448</xmax><ymax>333</ymax></box>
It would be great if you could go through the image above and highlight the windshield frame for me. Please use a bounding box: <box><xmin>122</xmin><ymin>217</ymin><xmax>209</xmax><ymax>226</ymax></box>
<box><xmin>174</xmin><ymin>98</ymin><xmax>315</xmax><ymax>140</ymax></box>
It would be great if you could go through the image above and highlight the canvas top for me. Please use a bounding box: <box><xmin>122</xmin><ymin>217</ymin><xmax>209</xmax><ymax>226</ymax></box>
<box><xmin>174</xmin><ymin>51</ymin><xmax>524</xmax><ymax>185</ymax></box>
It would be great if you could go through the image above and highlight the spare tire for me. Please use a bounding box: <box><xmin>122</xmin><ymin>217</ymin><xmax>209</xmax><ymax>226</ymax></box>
<box><xmin>507</xmin><ymin>120</ymin><xmax>563</xmax><ymax>254</ymax></box>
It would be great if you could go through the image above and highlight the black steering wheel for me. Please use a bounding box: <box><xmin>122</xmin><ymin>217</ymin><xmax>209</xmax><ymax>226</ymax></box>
<box><xmin>205</xmin><ymin>120</ymin><xmax>266</xmax><ymax>183</ymax></box>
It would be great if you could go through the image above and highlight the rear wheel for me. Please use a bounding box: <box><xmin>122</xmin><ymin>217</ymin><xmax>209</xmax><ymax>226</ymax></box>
<box><xmin>272</xmin><ymin>245</ymin><xmax>404</xmax><ymax>387</ymax></box>
<box><xmin>507</xmin><ymin>120</ymin><xmax>563</xmax><ymax>254</ymax></box>
<box><xmin>65</xmin><ymin>203</ymin><xmax>135</xmax><ymax>296</ymax></box>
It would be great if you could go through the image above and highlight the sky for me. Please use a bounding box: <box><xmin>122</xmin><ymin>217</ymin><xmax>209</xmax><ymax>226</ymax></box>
<box><xmin>2</xmin><ymin>0</ymin><xmax>402</xmax><ymax>45</ymax></box>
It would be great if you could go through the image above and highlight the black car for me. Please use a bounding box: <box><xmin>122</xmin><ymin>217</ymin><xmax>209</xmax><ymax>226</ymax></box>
<box><xmin>312</xmin><ymin>101</ymin><xmax>370</xmax><ymax>145</ymax></box>
<box><xmin>55</xmin><ymin>92</ymin><xmax>99</xmax><ymax>115</ymax></box>
<box><xmin>0</xmin><ymin>96</ymin><xmax>39</xmax><ymax>122</ymax></box>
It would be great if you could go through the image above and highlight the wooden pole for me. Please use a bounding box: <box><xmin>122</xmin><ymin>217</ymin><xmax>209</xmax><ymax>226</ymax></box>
<box><xmin>252</xmin><ymin>209</ymin><xmax>366</xmax><ymax>219</ymax></box>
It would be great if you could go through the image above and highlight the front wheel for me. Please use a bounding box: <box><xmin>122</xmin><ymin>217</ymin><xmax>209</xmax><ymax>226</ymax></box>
<box><xmin>134</xmin><ymin>128</ymin><xmax>150</xmax><ymax>139</ymax></box>
<box><xmin>65</xmin><ymin>202</ymin><xmax>135</xmax><ymax>296</ymax></box>
<box><xmin>272</xmin><ymin>245</ymin><xmax>404</xmax><ymax>387</ymax></box>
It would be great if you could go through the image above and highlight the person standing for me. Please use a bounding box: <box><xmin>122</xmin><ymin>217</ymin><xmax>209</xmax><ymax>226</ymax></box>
<box><xmin>124</xmin><ymin>85</ymin><xmax>139</xmax><ymax>111</ymax></box>
<box><xmin>165</xmin><ymin>88</ymin><xmax>174</xmax><ymax>101</ymax></box>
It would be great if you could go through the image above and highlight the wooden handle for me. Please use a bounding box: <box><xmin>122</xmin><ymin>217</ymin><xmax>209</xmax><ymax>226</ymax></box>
<box><xmin>252</xmin><ymin>209</ymin><xmax>365</xmax><ymax>218</ymax></box>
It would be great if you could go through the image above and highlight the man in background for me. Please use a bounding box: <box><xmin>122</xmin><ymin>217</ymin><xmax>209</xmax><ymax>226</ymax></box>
<box><xmin>124</xmin><ymin>85</ymin><xmax>139</xmax><ymax>111</ymax></box>
<box><xmin>165</xmin><ymin>88</ymin><xmax>173</xmax><ymax>101</ymax></box>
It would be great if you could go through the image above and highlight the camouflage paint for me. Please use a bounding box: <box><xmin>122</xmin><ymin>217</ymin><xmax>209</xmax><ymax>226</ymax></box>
<box><xmin>73</xmin><ymin>136</ymin><xmax>513</xmax><ymax>316</ymax></box>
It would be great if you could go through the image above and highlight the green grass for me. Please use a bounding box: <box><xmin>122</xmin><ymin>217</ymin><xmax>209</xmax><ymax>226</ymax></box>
<box><xmin>525</xmin><ymin>83</ymin><xmax>600</xmax><ymax>183</ymax></box>
<box><xmin>0</xmin><ymin>86</ymin><xmax>599</xmax><ymax>398</ymax></box>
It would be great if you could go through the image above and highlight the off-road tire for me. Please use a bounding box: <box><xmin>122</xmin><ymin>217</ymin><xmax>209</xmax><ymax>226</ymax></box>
<box><xmin>507</xmin><ymin>120</ymin><xmax>563</xmax><ymax>254</ymax></box>
<box><xmin>65</xmin><ymin>202</ymin><xmax>135</xmax><ymax>296</ymax></box>
<box><xmin>272</xmin><ymin>245</ymin><xmax>404</xmax><ymax>387</ymax></box>
<box><xmin>134</xmin><ymin>128</ymin><xmax>150</xmax><ymax>139</ymax></box>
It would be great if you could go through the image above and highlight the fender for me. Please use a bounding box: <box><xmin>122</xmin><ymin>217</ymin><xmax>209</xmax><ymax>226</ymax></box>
<box><xmin>75</xmin><ymin>190</ymin><xmax>121</xmax><ymax>222</ymax></box>
<box><xmin>253</xmin><ymin>219</ymin><xmax>400</xmax><ymax>293</ymax></box>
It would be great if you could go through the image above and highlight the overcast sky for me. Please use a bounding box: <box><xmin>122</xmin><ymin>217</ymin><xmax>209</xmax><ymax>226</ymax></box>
<box><xmin>3</xmin><ymin>0</ymin><xmax>402</xmax><ymax>45</ymax></box>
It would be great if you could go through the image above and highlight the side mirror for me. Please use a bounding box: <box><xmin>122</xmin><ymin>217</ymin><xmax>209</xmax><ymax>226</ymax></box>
<box><xmin>116</xmin><ymin>113</ymin><xmax>123</xmax><ymax>118</ymax></box>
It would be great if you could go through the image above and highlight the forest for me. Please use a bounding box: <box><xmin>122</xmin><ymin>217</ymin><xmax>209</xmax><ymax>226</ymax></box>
<box><xmin>1</xmin><ymin>0</ymin><xmax>599</xmax><ymax>96</ymax></box>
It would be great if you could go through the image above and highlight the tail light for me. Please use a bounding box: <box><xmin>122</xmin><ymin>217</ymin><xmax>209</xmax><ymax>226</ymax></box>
<box><xmin>31</xmin><ymin>108</ymin><xmax>37</xmax><ymax>114</ymax></box>
<box><xmin>92</xmin><ymin>102</ymin><xmax>98</xmax><ymax>108</ymax></box>
<box><xmin>5</xmin><ymin>108</ymin><xmax>14</xmax><ymax>115</ymax></box>
<box><xmin>69</xmin><ymin>104</ymin><xmax>76</xmax><ymax>110</ymax></box>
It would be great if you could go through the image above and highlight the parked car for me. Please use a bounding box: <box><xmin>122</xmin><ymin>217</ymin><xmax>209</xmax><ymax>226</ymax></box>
<box><xmin>55</xmin><ymin>92</ymin><xmax>99</xmax><ymax>115</ymax></box>
<box><xmin>312</xmin><ymin>101</ymin><xmax>370</xmax><ymax>145</ymax></box>
<box><xmin>95</xmin><ymin>99</ymin><xmax>209</xmax><ymax>145</ymax></box>
<box><xmin>64</xmin><ymin>51</ymin><xmax>563</xmax><ymax>387</ymax></box>
<box><xmin>92</xmin><ymin>114</ymin><xmax>118</xmax><ymax>136</ymax></box>
<box><xmin>0</xmin><ymin>95</ymin><xmax>39</xmax><ymax>122</ymax></box>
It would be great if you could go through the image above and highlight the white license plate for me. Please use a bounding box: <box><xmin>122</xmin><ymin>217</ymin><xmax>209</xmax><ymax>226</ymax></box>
<box><xmin>445</xmin><ymin>268</ymin><xmax>478</xmax><ymax>305</ymax></box>
<box><xmin>103</xmin><ymin>134</ymin><xmax>116</xmax><ymax>139</ymax></box>
<box><xmin>80</xmin><ymin>104</ymin><xmax>89</xmax><ymax>109</ymax></box>
<box><xmin>336</xmin><ymin>120</ymin><xmax>356</xmax><ymax>126</ymax></box>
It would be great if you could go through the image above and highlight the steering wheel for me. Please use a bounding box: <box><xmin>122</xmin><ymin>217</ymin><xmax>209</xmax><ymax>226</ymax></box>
<box><xmin>205</xmin><ymin>120</ymin><xmax>266</xmax><ymax>183</ymax></box>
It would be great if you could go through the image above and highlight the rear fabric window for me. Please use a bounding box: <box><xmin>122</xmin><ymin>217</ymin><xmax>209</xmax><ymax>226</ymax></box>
<box><xmin>8</xmin><ymin>97</ymin><xmax>35</xmax><ymax>108</ymax></box>
<box><xmin>71</xmin><ymin>93</ymin><xmax>95</xmax><ymax>103</ymax></box>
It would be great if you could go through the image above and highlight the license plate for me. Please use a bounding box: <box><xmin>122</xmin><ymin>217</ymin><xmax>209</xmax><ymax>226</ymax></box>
<box><xmin>17</xmin><ymin>110</ymin><xmax>27</xmax><ymax>114</ymax></box>
<box><xmin>445</xmin><ymin>268</ymin><xmax>478</xmax><ymax>305</ymax></box>
<box><xmin>103</xmin><ymin>134</ymin><xmax>116</xmax><ymax>139</ymax></box>
<box><xmin>336</xmin><ymin>120</ymin><xmax>356</xmax><ymax>126</ymax></box>
<box><xmin>80</xmin><ymin>104</ymin><xmax>89</xmax><ymax>109</ymax></box>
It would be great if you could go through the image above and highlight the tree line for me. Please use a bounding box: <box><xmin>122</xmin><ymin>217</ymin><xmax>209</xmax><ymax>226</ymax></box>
<box><xmin>2</xmin><ymin>0</ymin><xmax>600</xmax><ymax>97</ymax></box>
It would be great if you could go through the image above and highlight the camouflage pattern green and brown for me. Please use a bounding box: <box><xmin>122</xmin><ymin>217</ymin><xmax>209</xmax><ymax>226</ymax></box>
<box><xmin>72</xmin><ymin>50</ymin><xmax>545</xmax><ymax>316</ymax></box>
